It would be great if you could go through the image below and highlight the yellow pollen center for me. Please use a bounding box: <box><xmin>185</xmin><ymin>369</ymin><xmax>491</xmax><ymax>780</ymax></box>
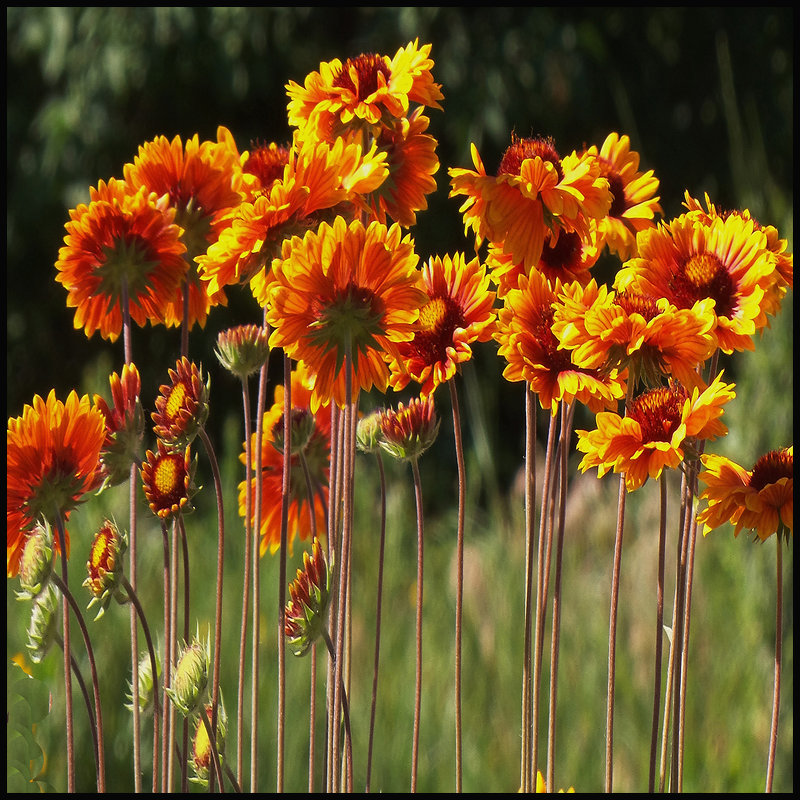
<box><xmin>166</xmin><ymin>382</ymin><xmax>188</xmax><ymax>420</ymax></box>
<box><xmin>418</xmin><ymin>298</ymin><xmax>447</xmax><ymax>332</ymax></box>
<box><xmin>684</xmin><ymin>253</ymin><xmax>722</xmax><ymax>288</ymax></box>
<box><xmin>91</xmin><ymin>530</ymin><xmax>112</xmax><ymax>570</ymax></box>
<box><xmin>154</xmin><ymin>457</ymin><xmax>181</xmax><ymax>495</ymax></box>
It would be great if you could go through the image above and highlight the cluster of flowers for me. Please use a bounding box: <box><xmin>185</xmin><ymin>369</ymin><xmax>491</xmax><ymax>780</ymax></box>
<box><xmin>6</xmin><ymin>37</ymin><xmax>793</xmax><ymax>793</ymax></box>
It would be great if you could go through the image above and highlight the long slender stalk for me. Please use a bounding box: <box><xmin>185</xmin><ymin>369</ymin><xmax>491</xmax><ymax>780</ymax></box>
<box><xmin>322</xmin><ymin>628</ymin><xmax>354</xmax><ymax>793</ymax></box>
<box><xmin>449</xmin><ymin>378</ymin><xmax>466</xmax><ymax>793</ymax></box>
<box><xmin>410</xmin><ymin>456</ymin><xmax>426</xmax><ymax>793</ymax></box>
<box><xmin>160</xmin><ymin>521</ymin><xmax>172</xmax><ymax>793</ymax></box>
<box><xmin>179</xmin><ymin>517</ymin><xmax>191</xmax><ymax>793</ymax></box>
<box><xmin>765</xmin><ymin>532</ymin><xmax>785</xmax><ymax>792</ymax></box>
<box><xmin>51</xmin><ymin>571</ymin><xmax>105</xmax><ymax>791</ymax></box>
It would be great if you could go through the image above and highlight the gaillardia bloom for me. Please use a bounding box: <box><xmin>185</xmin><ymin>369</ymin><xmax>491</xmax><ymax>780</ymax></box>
<box><xmin>697</xmin><ymin>446</ymin><xmax>793</xmax><ymax>542</ymax></box>
<box><xmin>141</xmin><ymin>443</ymin><xmax>196</xmax><ymax>521</ymax></box>
<box><xmin>551</xmin><ymin>279</ymin><xmax>717</xmax><ymax>389</ymax></box>
<box><xmin>123</xmin><ymin>128</ymin><xmax>245</xmax><ymax>330</ymax></box>
<box><xmin>495</xmin><ymin>271</ymin><xmax>626</xmax><ymax>416</ymax></box>
<box><xmin>239</xmin><ymin>363</ymin><xmax>331</xmax><ymax>556</ymax></box>
<box><xmin>449</xmin><ymin>135</ymin><xmax>612</xmax><ymax>270</ymax></box>
<box><xmin>576</xmin><ymin>372</ymin><xmax>736</xmax><ymax>492</ymax></box>
<box><xmin>616</xmin><ymin>210</ymin><xmax>777</xmax><ymax>354</ymax></box>
<box><xmin>285</xmin><ymin>537</ymin><xmax>332</xmax><ymax>657</ymax></box>
<box><xmin>378</xmin><ymin>395</ymin><xmax>440</xmax><ymax>462</ymax></box>
<box><xmin>55</xmin><ymin>178</ymin><xmax>188</xmax><ymax>341</ymax></box>
<box><xmin>580</xmin><ymin>132</ymin><xmax>662</xmax><ymax>260</ymax></box>
<box><xmin>93</xmin><ymin>362</ymin><xmax>145</xmax><ymax>489</ymax></box>
<box><xmin>286</xmin><ymin>39</ymin><xmax>443</xmax><ymax>145</ymax></box>
<box><xmin>388</xmin><ymin>252</ymin><xmax>496</xmax><ymax>397</ymax></box>
<box><xmin>267</xmin><ymin>215</ymin><xmax>427</xmax><ymax>412</ymax></box>
<box><xmin>83</xmin><ymin>518</ymin><xmax>128</xmax><ymax>619</ymax></box>
<box><xmin>7</xmin><ymin>390</ymin><xmax>106</xmax><ymax>577</ymax></box>
<box><xmin>151</xmin><ymin>357</ymin><xmax>210</xmax><ymax>448</ymax></box>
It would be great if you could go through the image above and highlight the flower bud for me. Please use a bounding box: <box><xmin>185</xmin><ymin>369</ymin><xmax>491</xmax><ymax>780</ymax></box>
<box><xmin>215</xmin><ymin>324</ymin><xmax>270</xmax><ymax>380</ymax></box>
<box><xmin>26</xmin><ymin>583</ymin><xmax>60</xmax><ymax>664</ymax></box>
<box><xmin>189</xmin><ymin>695</ymin><xmax>228</xmax><ymax>787</ymax></box>
<box><xmin>166</xmin><ymin>631</ymin><xmax>209</xmax><ymax>717</ymax></box>
<box><xmin>285</xmin><ymin>538</ymin><xmax>331</xmax><ymax>657</ymax></box>
<box><xmin>126</xmin><ymin>649</ymin><xmax>162</xmax><ymax>715</ymax></box>
<box><xmin>17</xmin><ymin>520</ymin><xmax>54</xmax><ymax>600</ymax></box>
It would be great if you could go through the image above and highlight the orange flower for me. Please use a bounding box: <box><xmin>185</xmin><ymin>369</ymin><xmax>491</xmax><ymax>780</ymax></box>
<box><xmin>581</xmin><ymin>132</ymin><xmax>662</xmax><ymax>260</ymax></box>
<box><xmin>287</xmin><ymin>39</ymin><xmax>443</xmax><ymax>145</ymax></box>
<box><xmin>266</xmin><ymin>216</ymin><xmax>427</xmax><ymax>412</ymax></box>
<box><xmin>55</xmin><ymin>178</ymin><xmax>188</xmax><ymax>341</ymax></box>
<box><xmin>698</xmin><ymin>447</ymin><xmax>793</xmax><ymax>542</ymax></box>
<box><xmin>238</xmin><ymin>363</ymin><xmax>331</xmax><ymax>555</ymax></box>
<box><xmin>151</xmin><ymin>358</ymin><xmax>210</xmax><ymax>449</ymax></box>
<box><xmin>7</xmin><ymin>390</ymin><xmax>106</xmax><ymax>576</ymax></box>
<box><xmin>616</xmin><ymin>210</ymin><xmax>777</xmax><ymax>354</ymax></box>
<box><xmin>449</xmin><ymin>135</ymin><xmax>612</xmax><ymax>270</ymax></box>
<box><xmin>495</xmin><ymin>270</ymin><xmax>626</xmax><ymax>416</ymax></box>
<box><xmin>551</xmin><ymin>279</ymin><xmax>717</xmax><ymax>388</ymax></box>
<box><xmin>141</xmin><ymin>443</ymin><xmax>195</xmax><ymax>521</ymax></box>
<box><xmin>378</xmin><ymin>395</ymin><xmax>440</xmax><ymax>463</ymax></box>
<box><xmin>576</xmin><ymin>372</ymin><xmax>736</xmax><ymax>492</ymax></box>
<box><xmin>388</xmin><ymin>252</ymin><xmax>496</xmax><ymax>397</ymax></box>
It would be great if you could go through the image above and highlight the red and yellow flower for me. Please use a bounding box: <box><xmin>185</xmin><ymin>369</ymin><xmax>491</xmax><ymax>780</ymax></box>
<box><xmin>141</xmin><ymin>443</ymin><xmax>196</xmax><ymax>521</ymax></box>
<box><xmin>151</xmin><ymin>358</ymin><xmax>210</xmax><ymax>449</ymax></box>
<box><xmin>285</xmin><ymin>537</ymin><xmax>331</xmax><ymax>656</ymax></box>
<box><xmin>7</xmin><ymin>390</ymin><xmax>106</xmax><ymax>576</ymax></box>
<box><xmin>266</xmin><ymin>215</ymin><xmax>427</xmax><ymax>412</ymax></box>
<box><xmin>581</xmin><ymin>132</ymin><xmax>662</xmax><ymax>260</ymax></box>
<box><xmin>378</xmin><ymin>395</ymin><xmax>440</xmax><ymax>462</ymax></box>
<box><xmin>697</xmin><ymin>446</ymin><xmax>793</xmax><ymax>542</ymax></box>
<box><xmin>616</xmin><ymin>210</ymin><xmax>777</xmax><ymax>354</ymax></box>
<box><xmin>238</xmin><ymin>363</ymin><xmax>331</xmax><ymax>555</ymax></box>
<box><xmin>388</xmin><ymin>252</ymin><xmax>496</xmax><ymax>397</ymax></box>
<box><xmin>55</xmin><ymin>178</ymin><xmax>188</xmax><ymax>341</ymax></box>
<box><xmin>449</xmin><ymin>135</ymin><xmax>612</xmax><ymax>270</ymax></box>
<box><xmin>576</xmin><ymin>372</ymin><xmax>736</xmax><ymax>492</ymax></box>
<box><xmin>495</xmin><ymin>270</ymin><xmax>626</xmax><ymax>416</ymax></box>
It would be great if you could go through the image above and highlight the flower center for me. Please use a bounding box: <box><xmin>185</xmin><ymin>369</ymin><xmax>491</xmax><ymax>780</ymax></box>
<box><xmin>628</xmin><ymin>384</ymin><xmax>688</xmax><ymax>443</ymax></box>
<box><xmin>497</xmin><ymin>135</ymin><xmax>563</xmax><ymax>181</ymax></box>
<box><xmin>749</xmin><ymin>448</ymin><xmax>793</xmax><ymax>490</ymax></box>
<box><xmin>165</xmin><ymin>381</ymin><xmax>188</xmax><ymax>422</ymax></box>
<box><xmin>540</xmin><ymin>230</ymin><xmax>583</xmax><ymax>274</ymax></box>
<box><xmin>615</xmin><ymin>291</ymin><xmax>660</xmax><ymax>322</ymax></box>
<box><xmin>411</xmin><ymin>295</ymin><xmax>465</xmax><ymax>365</ymax></box>
<box><xmin>244</xmin><ymin>141</ymin><xmax>291</xmax><ymax>191</ymax></box>
<box><xmin>672</xmin><ymin>252</ymin><xmax>736</xmax><ymax>316</ymax></box>
<box><xmin>90</xmin><ymin>523</ymin><xmax>116</xmax><ymax>574</ymax></box>
<box><xmin>153</xmin><ymin>453</ymin><xmax>185</xmax><ymax>502</ymax></box>
<box><xmin>606</xmin><ymin>172</ymin><xmax>628</xmax><ymax>218</ymax></box>
<box><xmin>332</xmin><ymin>53</ymin><xmax>391</xmax><ymax>102</ymax></box>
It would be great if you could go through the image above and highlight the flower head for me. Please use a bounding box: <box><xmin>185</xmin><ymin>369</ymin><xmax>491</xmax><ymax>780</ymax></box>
<box><xmin>215</xmin><ymin>324</ymin><xmax>271</xmax><ymax>381</ymax></box>
<box><xmin>581</xmin><ymin>132</ymin><xmax>662</xmax><ymax>260</ymax></box>
<box><xmin>55</xmin><ymin>178</ymin><xmax>188</xmax><ymax>341</ymax></box>
<box><xmin>83</xmin><ymin>518</ymin><xmax>128</xmax><ymax>619</ymax></box>
<box><xmin>576</xmin><ymin>372</ymin><xmax>736</xmax><ymax>492</ymax></box>
<box><xmin>267</xmin><ymin>216</ymin><xmax>427</xmax><ymax>412</ymax></box>
<box><xmin>141</xmin><ymin>443</ymin><xmax>197</xmax><ymax>521</ymax></box>
<box><xmin>495</xmin><ymin>271</ymin><xmax>626</xmax><ymax>416</ymax></box>
<box><xmin>285</xmin><ymin>538</ymin><xmax>332</xmax><ymax>657</ymax></box>
<box><xmin>449</xmin><ymin>135</ymin><xmax>612</xmax><ymax>270</ymax></box>
<box><xmin>93</xmin><ymin>362</ymin><xmax>145</xmax><ymax>489</ymax></box>
<box><xmin>388</xmin><ymin>252</ymin><xmax>496</xmax><ymax>397</ymax></box>
<box><xmin>7</xmin><ymin>390</ymin><xmax>106</xmax><ymax>577</ymax></box>
<box><xmin>166</xmin><ymin>631</ymin><xmax>210</xmax><ymax>718</ymax></box>
<box><xmin>378</xmin><ymin>395</ymin><xmax>440</xmax><ymax>462</ymax></box>
<box><xmin>152</xmin><ymin>358</ymin><xmax>210</xmax><ymax>448</ymax></box>
<box><xmin>239</xmin><ymin>363</ymin><xmax>330</xmax><ymax>556</ymax></box>
<box><xmin>190</xmin><ymin>698</ymin><xmax>228</xmax><ymax>787</ymax></box>
<box><xmin>698</xmin><ymin>446</ymin><xmax>793</xmax><ymax>542</ymax></box>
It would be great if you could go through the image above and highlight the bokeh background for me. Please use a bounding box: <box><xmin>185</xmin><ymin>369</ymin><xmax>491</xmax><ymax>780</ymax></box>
<box><xmin>7</xmin><ymin>7</ymin><xmax>793</xmax><ymax>793</ymax></box>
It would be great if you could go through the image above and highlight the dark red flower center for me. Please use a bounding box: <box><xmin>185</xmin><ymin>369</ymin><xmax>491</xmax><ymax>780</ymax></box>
<box><xmin>540</xmin><ymin>230</ymin><xmax>583</xmax><ymax>274</ymax></box>
<box><xmin>670</xmin><ymin>252</ymin><xmax>736</xmax><ymax>317</ymax></box>
<box><xmin>244</xmin><ymin>141</ymin><xmax>291</xmax><ymax>190</ymax></box>
<box><xmin>606</xmin><ymin>172</ymin><xmax>628</xmax><ymax>218</ymax></box>
<box><xmin>410</xmin><ymin>295</ymin><xmax>466</xmax><ymax>365</ymax></box>
<box><xmin>332</xmin><ymin>54</ymin><xmax>391</xmax><ymax>102</ymax></box>
<box><xmin>628</xmin><ymin>384</ymin><xmax>688</xmax><ymax>443</ymax></box>
<box><xmin>615</xmin><ymin>291</ymin><xmax>660</xmax><ymax>322</ymax></box>
<box><xmin>749</xmin><ymin>449</ymin><xmax>793</xmax><ymax>490</ymax></box>
<box><xmin>497</xmin><ymin>135</ymin><xmax>563</xmax><ymax>181</ymax></box>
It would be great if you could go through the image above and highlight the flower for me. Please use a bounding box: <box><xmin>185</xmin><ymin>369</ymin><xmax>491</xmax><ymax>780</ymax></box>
<box><xmin>698</xmin><ymin>446</ymin><xmax>793</xmax><ymax>542</ymax></box>
<box><xmin>616</xmin><ymin>210</ymin><xmax>777</xmax><ymax>354</ymax></box>
<box><xmin>266</xmin><ymin>215</ymin><xmax>427</xmax><ymax>412</ymax></box>
<box><xmin>378</xmin><ymin>395</ymin><xmax>440</xmax><ymax>462</ymax></box>
<box><xmin>388</xmin><ymin>252</ymin><xmax>496</xmax><ymax>397</ymax></box>
<box><xmin>83</xmin><ymin>519</ymin><xmax>128</xmax><ymax>619</ymax></box>
<box><xmin>494</xmin><ymin>271</ymin><xmax>626</xmax><ymax>416</ymax></box>
<box><xmin>581</xmin><ymin>132</ymin><xmax>662</xmax><ymax>260</ymax></box>
<box><xmin>215</xmin><ymin>324</ymin><xmax>271</xmax><ymax>380</ymax></box>
<box><xmin>285</xmin><ymin>538</ymin><xmax>332</xmax><ymax>657</ymax></box>
<box><xmin>189</xmin><ymin>698</ymin><xmax>228</xmax><ymax>787</ymax></box>
<box><xmin>576</xmin><ymin>372</ymin><xmax>736</xmax><ymax>492</ymax></box>
<box><xmin>93</xmin><ymin>362</ymin><xmax>145</xmax><ymax>489</ymax></box>
<box><xmin>449</xmin><ymin>135</ymin><xmax>612</xmax><ymax>270</ymax></box>
<box><xmin>238</xmin><ymin>363</ymin><xmax>331</xmax><ymax>556</ymax></box>
<box><xmin>123</xmin><ymin>128</ymin><xmax>246</xmax><ymax>330</ymax></box>
<box><xmin>286</xmin><ymin>39</ymin><xmax>443</xmax><ymax>145</ymax></box>
<box><xmin>16</xmin><ymin>519</ymin><xmax>54</xmax><ymax>600</ymax></box>
<box><xmin>141</xmin><ymin>443</ymin><xmax>196</xmax><ymax>521</ymax></box>
<box><xmin>551</xmin><ymin>279</ymin><xmax>717</xmax><ymax>389</ymax></box>
<box><xmin>7</xmin><ymin>389</ymin><xmax>106</xmax><ymax>577</ymax></box>
<box><xmin>151</xmin><ymin>357</ymin><xmax>210</xmax><ymax>448</ymax></box>
<box><xmin>166</xmin><ymin>632</ymin><xmax>210</xmax><ymax>717</ymax></box>
<box><xmin>55</xmin><ymin>178</ymin><xmax>188</xmax><ymax>341</ymax></box>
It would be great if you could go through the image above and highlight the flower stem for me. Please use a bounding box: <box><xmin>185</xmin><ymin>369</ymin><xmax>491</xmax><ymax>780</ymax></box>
<box><xmin>766</xmin><ymin>532</ymin><xmax>785</xmax><ymax>792</ymax></box>
<box><xmin>410</xmin><ymin>456</ymin><xmax>425</xmax><ymax>794</ymax></box>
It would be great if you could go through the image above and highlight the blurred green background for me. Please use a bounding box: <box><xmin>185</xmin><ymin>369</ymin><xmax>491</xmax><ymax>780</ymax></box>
<box><xmin>7</xmin><ymin>7</ymin><xmax>793</xmax><ymax>793</ymax></box>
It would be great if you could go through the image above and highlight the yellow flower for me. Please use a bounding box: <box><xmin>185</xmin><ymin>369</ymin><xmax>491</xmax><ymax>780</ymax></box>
<box><xmin>576</xmin><ymin>372</ymin><xmax>736</xmax><ymax>492</ymax></box>
<box><xmin>698</xmin><ymin>446</ymin><xmax>793</xmax><ymax>542</ymax></box>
